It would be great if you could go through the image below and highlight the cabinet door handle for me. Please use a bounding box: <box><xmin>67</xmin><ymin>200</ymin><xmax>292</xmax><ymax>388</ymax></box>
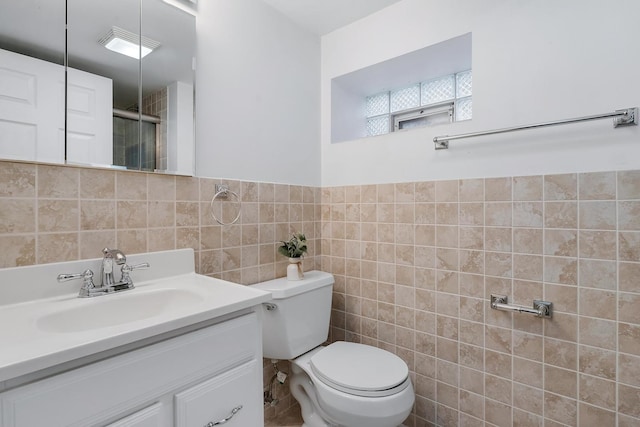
<box><xmin>204</xmin><ymin>405</ymin><xmax>243</xmax><ymax>426</ymax></box>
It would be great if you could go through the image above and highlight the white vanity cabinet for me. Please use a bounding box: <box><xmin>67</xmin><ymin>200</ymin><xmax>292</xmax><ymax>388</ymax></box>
<box><xmin>0</xmin><ymin>311</ymin><xmax>263</xmax><ymax>427</ymax></box>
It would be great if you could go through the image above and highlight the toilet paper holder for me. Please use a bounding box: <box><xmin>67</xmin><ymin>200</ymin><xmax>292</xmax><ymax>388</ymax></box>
<box><xmin>490</xmin><ymin>295</ymin><xmax>552</xmax><ymax>319</ymax></box>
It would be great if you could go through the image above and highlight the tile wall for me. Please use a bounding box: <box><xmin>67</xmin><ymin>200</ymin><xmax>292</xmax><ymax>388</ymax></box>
<box><xmin>320</xmin><ymin>171</ymin><xmax>640</xmax><ymax>427</ymax></box>
<box><xmin>0</xmin><ymin>160</ymin><xmax>320</xmax><ymax>284</ymax></box>
<box><xmin>2</xmin><ymin>159</ymin><xmax>640</xmax><ymax>426</ymax></box>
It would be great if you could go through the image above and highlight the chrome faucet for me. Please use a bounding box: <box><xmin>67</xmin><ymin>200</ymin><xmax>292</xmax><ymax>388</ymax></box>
<box><xmin>57</xmin><ymin>248</ymin><xmax>149</xmax><ymax>298</ymax></box>
<box><xmin>101</xmin><ymin>247</ymin><xmax>127</xmax><ymax>287</ymax></box>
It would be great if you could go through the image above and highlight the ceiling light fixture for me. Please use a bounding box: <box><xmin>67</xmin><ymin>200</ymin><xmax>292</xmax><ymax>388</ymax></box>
<box><xmin>98</xmin><ymin>26</ymin><xmax>160</xmax><ymax>59</ymax></box>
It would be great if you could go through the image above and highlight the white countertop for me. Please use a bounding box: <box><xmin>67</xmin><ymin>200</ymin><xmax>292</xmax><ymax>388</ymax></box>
<box><xmin>0</xmin><ymin>249</ymin><xmax>271</xmax><ymax>384</ymax></box>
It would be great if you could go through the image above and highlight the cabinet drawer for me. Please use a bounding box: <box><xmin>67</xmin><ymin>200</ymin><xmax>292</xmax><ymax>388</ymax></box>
<box><xmin>106</xmin><ymin>403</ymin><xmax>165</xmax><ymax>427</ymax></box>
<box><xmin>1</xmin><ymin>312</ymin><xmax>260</xmax><ymax>427</ymax></box>
<box><xmin>175</xmin><ymin>360</ymin><xmax>262</xmax><ymax>427</ymax></box>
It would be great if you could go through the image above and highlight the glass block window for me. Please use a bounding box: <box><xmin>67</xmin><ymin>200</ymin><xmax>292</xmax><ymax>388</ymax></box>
<box><xmin>421</xmin><ymin>75</ymin><xmax>455</xmax><ymax>106</ymax></box>
<box><xmin>456</xmin><ymin>97</ymin><xmax>472</xmax><ymax>121</ymax></box>
<box><xmin>366</xmin><ymin>92</ymin><xmax>389</xmax><ymax>117</ymax></box>
<box><xmin>367</xmin><ymin>116</ymin><xmax>390</xmax><ymax>136</ymax></box>
<box><xmin>390</xmin><ymin>84</ymin><xmax>420</xmax><ymax>113</ymax></box>
<box><xmin>365</xmin><ymin>69</ymin><xmax>472</xmax><ymax>136</ymax></box>
<box><xmin>456</xmin><ymin>70</ymin><xmax>473</xmax><ymax>98</ymax></box>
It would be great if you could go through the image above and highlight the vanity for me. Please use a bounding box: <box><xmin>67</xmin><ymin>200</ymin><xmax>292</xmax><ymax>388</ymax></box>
<box><xmin>0</xmin><ymin>249</ymin><xmax>271</xmax><ymax>426</ymax></box>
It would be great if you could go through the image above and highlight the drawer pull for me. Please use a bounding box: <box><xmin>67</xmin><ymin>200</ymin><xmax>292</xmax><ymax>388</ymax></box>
<box><xmin>205</xmin><ymin>405</ymin><xmax>243</xmax><ymax>426</ymax></box>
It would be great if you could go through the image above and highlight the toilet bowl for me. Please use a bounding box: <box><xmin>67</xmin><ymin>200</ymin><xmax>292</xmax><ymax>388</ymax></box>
<box><xmin>251</xmin><ymin>271</ymin><xmax>414</xmax><ymax>427</ymax></box>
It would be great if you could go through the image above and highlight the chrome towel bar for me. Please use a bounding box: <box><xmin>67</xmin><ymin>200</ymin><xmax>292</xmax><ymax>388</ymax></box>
<box><xmin>490</xmin><ymin>295</ymin><xmax>552</xmax><ymax>319</ymax></box>
<box><xmin>434</xmin><ymin>107</ymin><xmax>638</xmax><ymax>149</ymax></box>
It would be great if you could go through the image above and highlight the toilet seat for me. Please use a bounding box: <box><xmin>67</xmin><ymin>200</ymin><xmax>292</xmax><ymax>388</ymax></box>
<box><xmin>309</xmin><ymin>342</ymin><xmax>410</xmax><ymax>397</ymax></box>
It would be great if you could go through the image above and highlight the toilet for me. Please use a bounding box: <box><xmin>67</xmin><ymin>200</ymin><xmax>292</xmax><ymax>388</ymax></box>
<box><xmin>251</xmin><ymin>271</ymin><xmax>414</xmax><ymax>427</ymax></box>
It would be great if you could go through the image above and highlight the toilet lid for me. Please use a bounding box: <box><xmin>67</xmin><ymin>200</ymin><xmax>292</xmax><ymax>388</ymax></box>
<box><xmin>310</xmin><ymin>342</ymin><xmax>409</xmax><ymax>397</ymax></box>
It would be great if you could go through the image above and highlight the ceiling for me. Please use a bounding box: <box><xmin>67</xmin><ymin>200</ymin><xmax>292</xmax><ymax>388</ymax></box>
<box><xmin>260</xmin><ymin>0</ymin><xmax>403</xmax><ymax>35</ymax></box>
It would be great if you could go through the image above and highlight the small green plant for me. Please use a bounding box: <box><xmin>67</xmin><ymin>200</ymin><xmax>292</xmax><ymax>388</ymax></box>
<box><xmin>278</xmin><ymin>233</ymin><xmax>308</xmax><ymax>259</ymax></box>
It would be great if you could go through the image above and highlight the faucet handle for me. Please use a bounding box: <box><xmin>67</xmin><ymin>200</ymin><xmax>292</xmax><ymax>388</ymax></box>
<box><xmin>57</xmin><ymin>269</ymin><xmax>95</xmax><ymax>290</ymax></box>
<box><xmin>120</xmin><ymin>262</ymin><xmax>150</xmax><ymax>285</ymax></box>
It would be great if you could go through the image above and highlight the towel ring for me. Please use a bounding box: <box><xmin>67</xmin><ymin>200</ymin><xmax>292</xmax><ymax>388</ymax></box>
<box><xmin>210</xmin><ymin>184</ymin><xmax>241</xmax><ymax>225</ymax></box>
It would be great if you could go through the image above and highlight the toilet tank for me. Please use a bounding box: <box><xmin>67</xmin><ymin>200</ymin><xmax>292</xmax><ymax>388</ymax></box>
<box><xmin>250</xmin><ymin>271</ymin><xmax>334</xmax><ymax>360</ymax></box>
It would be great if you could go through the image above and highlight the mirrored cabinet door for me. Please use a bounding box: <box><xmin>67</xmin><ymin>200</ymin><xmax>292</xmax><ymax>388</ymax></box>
<box><xmin>0</xmin><ymin>0</ymin><xmax>66</xmax><ymax>164</ymax></box>
<box><xmin>0</xmin><ymin>0</ymin><xmax>195</xmax><ymax>176</ymax></box>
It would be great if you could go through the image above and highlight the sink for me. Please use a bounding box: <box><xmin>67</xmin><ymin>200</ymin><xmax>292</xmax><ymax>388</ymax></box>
<box><xmin>36</xmin><ymin>288</ymin><xmax>203</xmax><ymax>333</ymax></box>
<box><xmin>0</xmin><ymin>248</ymin><xmax>272</xmax><ymax>383</ymax></box>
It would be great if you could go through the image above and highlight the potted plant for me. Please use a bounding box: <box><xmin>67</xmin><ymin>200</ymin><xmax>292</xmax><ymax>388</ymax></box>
<box><xmin>278</xmin><ymin>233</ymin><xmax>307</xmax><ymax>280</ymax></box>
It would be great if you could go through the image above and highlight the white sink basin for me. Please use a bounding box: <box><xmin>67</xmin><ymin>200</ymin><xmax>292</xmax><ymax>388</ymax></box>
<box><xmin>0</xmin><ymin>248</ymin><xmax>272</xmax><ymax>383</ymax></box>
<box><xmin>36</xmin><ymin>288</ymin><xmax>204</xmax><ymax>333</ymax></box>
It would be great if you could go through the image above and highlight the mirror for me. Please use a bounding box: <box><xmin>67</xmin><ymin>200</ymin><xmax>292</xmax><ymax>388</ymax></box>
<box><xmin>0</xmin><ymin>0</ymin><xmax>195</xmax><ymax>175</ymax></box>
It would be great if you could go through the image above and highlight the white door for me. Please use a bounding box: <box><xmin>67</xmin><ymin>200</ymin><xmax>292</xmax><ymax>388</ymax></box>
<box><xmin>0</xmin><ymin>48</ymin><xmax>65</xmax><ymax>163</ymax></box>
<box><xmin>67</xmin><ymin>67</ymin><xmax>113</xmax><ymax>165</ymax></box>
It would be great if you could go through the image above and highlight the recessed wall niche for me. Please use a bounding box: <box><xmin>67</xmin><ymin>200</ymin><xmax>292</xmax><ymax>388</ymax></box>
<box><xmin>330</xmin><ymin>32</ymin><xmax>472</xmax><ymax>143</ymax></box>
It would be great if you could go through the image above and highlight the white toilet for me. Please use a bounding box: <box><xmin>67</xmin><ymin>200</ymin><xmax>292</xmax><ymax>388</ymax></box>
<box><xmin>251</xmin><ymin>271</ymin><xmax>414</xmax><ymax>427</ymax></box>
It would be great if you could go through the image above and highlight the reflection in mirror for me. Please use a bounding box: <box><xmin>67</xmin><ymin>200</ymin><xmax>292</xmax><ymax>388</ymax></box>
<box><xmin>141</xmin><ymin>0</ymin><xmax>196</xmax><ymax>174</ymax></box>
<box><xmin>67</xmin><ymin>0</ymin><xmax>196</xmax><ymax>174</ymax></box>
<box><xmin>0</xmin><ymin>0</ymin><xmax>195</xmax><ymax>176</ymax></box>
<box><xmin>0</xmin><ymin>0</ymin><xmax>66</xmax><ymax>163</ymax></box>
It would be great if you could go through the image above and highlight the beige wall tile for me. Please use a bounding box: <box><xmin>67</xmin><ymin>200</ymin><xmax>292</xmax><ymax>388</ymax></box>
<box><xmin>38</xmin><ymin>232</ymin><xmax>78</xmax><ymax>264</ymax></box>
<box><xmin>435</xmin><ymin>180</ymin><xmax>458</xmax><ymax>202</ymax></box>
<box><xmin>0</xmin><ymin>234</ymin><xmax>35</xmax><ymax>267</ymax></box>
<box><xmin>0</xmin><ymin>161</ymin><xmax>36</xmax><ymax>197</ymax></box>
<box><xmin>38</xmin><ymin>164</ymin><xmax>78</xmax><ymax>198</ymax></box>
<box><xmin>579</xmin><ymin>374</ymin><xmax>616</xmax><ymax>410</ymax></box>
<box><xmin>2</xmin><ymin>199</ymin><xmax>36</xmax><ymax>233</ymax></box>
<box><xmin>578</xmin><ymin>259</ymin><xmax>617</xmax><ymax>290</ymax></box>
<box><xmin>579</xmin><ymin>345</ymin><xmax>616</xmax><ymax>380</ymax></box>
<box><xmin>579</xmin><ymin>288</ymin><xmax>615</xmax><ymax>320</ymax></box>
<box><xmin>544</xmin><ymin>201</ymin><xmax>577</xmax><ymax>228</ymax></box>
<box><xmin>80</xmin><ymin>168</ymin><xmax>115</xmax><ymax>199</ymax></box>
<box><xmin>544</xmin><ymin>229</ymin><xmax>577</xmax><ymax>257</ymax></box>
<box><xmin>459</xmin><ymin>202</ymin><xmax>483</xmax><ymax>226</ymax></box>
<box><xmin>80</xmin><ymin>200</ymin><xmax>114</xmax><ymax>231</ymax></box>
<box><xmin>579</xmin><ymin>171</ymin><xmax>616</xmax><ymax>200</ymax></box>
<box><xmin>116</xmin><ymin>171</ymin><xmax>147</xmax><ymax>200</ymax></box>
<box><xmin>147</xmin><ymin>174</ymin><xmax>175</xmax><ymax>201</ymax></box>
<box><xmin>485</xmin><ymin>398</ymin><xmax>512</xmax><ymax>427</ymax></box>
<box><xmin>618</xmin><ymin>384</ymin><xmax>640</xmax><ymax>418</ymax></box>
<box><xmin>545</xmin><ymin>174</ymin><xmax>577</xmax><ymax>200</ymax></box>
<box><xmin>620</xmin><ymin>292</ymin><xmax>640</xmax><ymax>325</ymax></box>
<box><xmin>579</xmin><ymin>403</ymin><xmax>615</xmax><ymax>426</ymax></box>
<box><xmin>579</xmin><ymin>230</ymin><xmax>617</xmax><ymax>260</ymax></box>
<box><xmin>618</xmin><ymin>170</ymin><xmax>640</xmax><ymax>200</ymax></box>
<box><xmin>579</xmin><ymin>317</ymin><xmax>616</xmax><ymax>350</ymax></box>
<box><xmin>459</xmin><ymin>178</ymin><xmax>484</xmax><ymax>202</ymax></box>
<box><xmin>544</xmin><ymin>365</ymin><xmax>577</xmax><ymax>398</ymax></box>
<box><xmin>513</xmin><ymin>175</ymin><xmax>543</xmax><ymax>201</ymax></box>
<box><xmin>435</xmin><ymin>203</ymin><xmax>458</xmax><ymax>225</ymax></box>
<box><xmin>544</xmin><ymin>392</ymin><xmax>577</xmax><ymax>426</ymax></box>
<box><xmin>544</xmin><ymin>256</ymin><xmax>577</xmax><ymax>285</ymax></box>
<box><xmin>619</xmin><ymin>231</ymin><xmax>640</xmax><ymax>261</ymax></box>
<box><xmin>117</xmin><ymin>201</ymin><xmax>147</xmax><ymax>229</ymax></box>
<box><xmin>579</xmin><ymin>201</ymin><xmax>616</xmax><ymax>229</ymax></box>
<box><xmin>485</xmin><ymin>202</ymin><xmax>512</xmax><ymax>226</ymax></box>
<box><xmin>485</xmin><ymin>177</ymin><xmax>511</xmax><ymax>201</ymax></box>
<box><xmin>513</xmin><ymin>228</ymin><xmax>542</xmax><ymax>254</ymax></box>
<box><xmin>619</xmin><ymin>201</ymin><xmax>640</xmax><ymax>230</ymax></box>
<box><xmin>513</xmin><ymin>202</ymin><xmax>543</xmax><ymax>227</ymax></box>
<box><xmin>175</xmin><ymin>176</ymin><xmax>199</xmax><ymax>201</ymax></box>
<box><xmin>485</xmin><ymin>374</ymin><xmax>511</xmax><ymax>405</ymax></box>
<box><xmin>619</xmin><ymin>323</ymin><xmax>640</xmax><ymax>356</ymax></box>
<box><xmin>37</xmin><ymin>199</ymin><xmax>78</xmax><ymax>232</ymax></box>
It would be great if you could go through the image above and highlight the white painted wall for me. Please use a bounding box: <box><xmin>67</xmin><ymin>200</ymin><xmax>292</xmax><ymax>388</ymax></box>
<box><xmin>195</xmin><ymin>0</ymin><xmax>321</xmax><ymax>186</ymax></box>
<box><xmin>320</xmin><ymin>0</ymin><xmax>640</xmax><ymax>186</ymax></box>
